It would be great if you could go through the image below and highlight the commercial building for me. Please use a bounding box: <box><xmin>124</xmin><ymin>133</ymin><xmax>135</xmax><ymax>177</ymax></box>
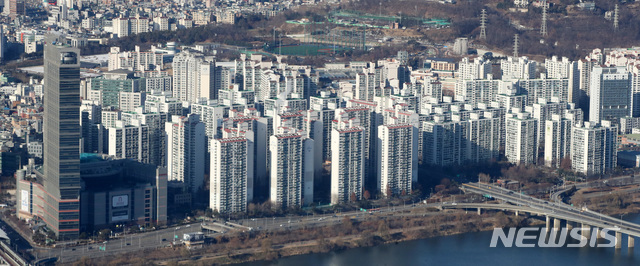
<box><xmin>41</xmin><ymin>39</ymin><xmax>81</xmax><ymax>239</ymax></box>
<box><xmin>589</xmin><ymin>66</ymin><xmax>632</xmax><ymax>123</ymax></box>
<box><xmin>17</xmin><ymin>155</ymin><xmax>167</xmax><ymax>232</ymax></box>
<box><xmin>87</xmin><ymin>69</ymin><xmax>146</xmax><ymax>111</ymax></box>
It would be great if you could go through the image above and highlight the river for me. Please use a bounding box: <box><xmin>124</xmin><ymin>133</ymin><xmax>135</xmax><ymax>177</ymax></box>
<box><xmin>238</xmin><ymin>213</ymin><xmax>640</xmax><ymax>266</ymax></box>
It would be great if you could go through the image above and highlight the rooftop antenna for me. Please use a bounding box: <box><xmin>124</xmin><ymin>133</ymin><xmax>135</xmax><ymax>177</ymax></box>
<box><xmin>513</xmin><ymin>34</ymin><xmax>519</xmax><ymax>58</ymax></box>
<box><xmin>479</xmin><ymin>9</ymin><xmax>487</xmax><ymax>40</ymax></box>
<box><xmin>614</xmin><ymin>4</ymin><xmax>619</xmax><ymax>31</ymax></box>
<box><xmin>541</xmin><ymin>0</ymin><xmax>548</xmax><ymax>37</ymax></box>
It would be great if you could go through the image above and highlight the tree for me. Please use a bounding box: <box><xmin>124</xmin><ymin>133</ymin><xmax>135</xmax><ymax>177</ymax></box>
<box><xmin>227</xmin><ymin>236</ymin><xmax>242</xmax><ymax>250</ymax></box>
<box><xmin>32</xmin><ymin>231</ymin><xmax>46</xmax><ymax>245</ymax></box>
<box><xmin>341</xmin><ymin>216</ymin><xmax>354</xmax><ymax>234</ymax></box>
<box><xmin>180</xmin><ymin>247</ymin><xmax>191</xmax><ymax>258</ymax></box>
<box><xmin>97</xmin><ymin>229</ymin><xmax>111</xmax><ymax>241</ymax></box>
<box><xmin>377</xmin><ymin>220</ymin><xmax>390</xmax><ymax>240</ymax></box>
<box><xmin>73</xmin><ymin>257</ymin><xmax>95</xmax><ymax>266</ymax></box>
<box><xmin>363</xmin><ymin>190</ymin><xmax>371</xmax><ymax>200</ymax></box>
<box><xmin>478</xmin><ymin>173</ymin><xmax>491</xmax><ymax>183</ymax></box>
<box><xmin>260</xmin><ymin>238</ymin><xmax>272</xmax><ymax>253</ymax></box>
<box><xmin>560</xmin><ymin>157</ymin><xmax>572</xmax><ymax>171</ymax></box>
<box><xmin>46</xmin><ymin>230</ymin><xmax>56</xmax><ymax>242</ymax></box>
<box><xmin>350</xmin><ymin>192</ymin><xmax>358</xmax><ymax>202</ymax></box>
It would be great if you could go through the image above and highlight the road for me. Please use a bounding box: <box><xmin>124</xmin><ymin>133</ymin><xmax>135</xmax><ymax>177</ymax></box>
<box><xmin>40</xmin><ymin>201</ymin><xmax>440</xmax><ymax>263</ymax></box>
<box><xmin>37</xmin><ymin>224</ymin><xmax>209</xmax><ymax>263</ymax></box>
<box><xmin>462</xmin><ymin>183</ymin><xmax>640</xmax><ymax>238</ymax></box>
<box><xmin>551</xmin><ymin>175</ymin><xmax>639</xmax><ymax>203</ymax></box>
<box><xmin>30</xmin><ymin>175</ymin><xmax>640</xmax><ymax>263</ymax></box>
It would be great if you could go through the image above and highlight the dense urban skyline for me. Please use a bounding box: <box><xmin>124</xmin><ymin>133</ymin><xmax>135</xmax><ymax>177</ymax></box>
<box><xmin>2</xmin><ymin>0</ymin><xmax>640</xmax><ymax>264</ymax></box>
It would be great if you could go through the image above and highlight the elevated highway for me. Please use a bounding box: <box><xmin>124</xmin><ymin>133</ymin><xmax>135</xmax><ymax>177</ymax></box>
<box><xmin>460</xmin><ymin>182</ymin><xmax>640</xmax><ymax>248</ymax></box>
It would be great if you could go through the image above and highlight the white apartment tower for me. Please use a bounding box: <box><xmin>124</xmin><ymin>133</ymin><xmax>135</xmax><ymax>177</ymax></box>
<box><xmin>455</xmin><ymin>78</ymin><xmax>499</xmax><ymax>104</ymax></box>
<box><xmin>505</xmin><ymin>110</ymin><xmax>538</xmax><ymax>165</ymax></box>
<box><xmin>377</xmin><ymin>124</ymin><xmax>416</xmax><ymax>197</ymax></box>
<box><xmin>165</xmin><ymin>114</ymin><xmax>205</xmax><ymax>193</ymax></box>
<box><xmin>545</xmin><ymin>56</ymin><xmax>580</xmax><ymax>103</ymax></box>
<box><xmin>108</xmin><ymin>121</ymin><xmax>150</xmax><ymax>164</ymax></box>
<box><xmin>501</xmin><ymin>56</ymin><xmax>536</xmax><ymax>81</ymax></box>
<box><xmin>544</xmin><ymin>115</ymin><xmax>573</xmax><ymax>168</ymax></box>
<box><xmin>172</xmin><ymin>50</ymin><xmax>217</xmax><ymax>103</ymax></box>
<box><xmin>210</xmin><ymin>137</ymin><xmax>253</xmax><ymax>213</ymax></box>
<box><xmin>331</xmin><ymin>125</ymin><xmax>365</xmax><ymax>204</ymax></box>
<box><xmin>310</xmin><ymin>92</ymin><xmax>339</xmax><ymax>161</ymax></box>
<box><xmin>571</xmin><ymin>121</ymin><xmax>618</xmax><ymax>175</ymax></box>
<box><xmin>270</xmin><ymin>133</ymin><xmax>314</xmax><ymax>209</ymax></box>
<box><xmin>108</xmin><ymin>46</ymin><xmax>163</xmax><ymax>72</ymax></box>
<box><xmin>458</xmin><ymin>57</ymin><xmax>492</xmax><ymax>80</ymax></box>
<box><xmin>466</xmin><ymin>112</ymin><xmax>501</xmax><ymax>164</ymax></box>
<box><xmin>422</xmin><ymin>116</ymin><xmax>466</xmax><ymax>166</ymax></box>
<box><xmin>355</xmin><ymin>72</ymin><xmax>376</xmax><ymax>101</ymax></box>
<box><xmin>334</xmin><ymin>107</ymin><xmax>374</xmax><ymax>184</ymax></box>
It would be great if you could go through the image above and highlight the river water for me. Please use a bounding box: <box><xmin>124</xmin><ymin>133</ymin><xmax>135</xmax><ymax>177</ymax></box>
<box><xmin>238</xmin><ymin>213</ymin><xmax>640</xmax><ymax>266</ymax></box>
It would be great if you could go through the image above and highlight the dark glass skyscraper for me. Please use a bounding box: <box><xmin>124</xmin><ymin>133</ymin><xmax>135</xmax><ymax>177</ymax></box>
<box><xmin>43</xmin><ymin>38</ymin><xmax>81</xmax><ymax>239</ymax></box>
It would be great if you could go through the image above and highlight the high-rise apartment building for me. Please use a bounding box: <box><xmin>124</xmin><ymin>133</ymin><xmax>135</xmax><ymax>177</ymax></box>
<box><xmin>501</xmin><ymin>57</ymin><xmax>536</xmax><ymax>81</ymax></box>
<box><xmin>165</xmin><ymin>114</ymin><xmax>205</xmax><ymax>193</ymax></box>
<box><xmin>517</xmin><ymin>77</ymin><xmax>570</xmax><ymax>105</ymax></box>
<box><xmin>544</xmin><ymin>114</ymin><xmax>573</xmax><ymax>168</ymax></box>
<box><xmin>331</xmin><ymin>125</ymin><xmax>365</xmax><ymax>204</ymax></box>
<box><xmin>458</xmin><ymin>57</ymin><xmax>492</xmax><ymax>80</ymax></box>
<box><xmin>112</xmin><ymin>17</ymin><xmax>150</xmax><ymax>38</ymax></box>
<box><xmin>108</xmin><ymin>121</ymin><xmax>150</xmax><ymax>164</ymax></box>
<box><xmin>505</xmin><ymin>110</ymin><xmax>538</xmax><ymax>165</ymax></box>
<box><xmin>310</xmin><ymin>92</ymin><xmax>339</xmax><ymax>161</ymax></box>
<box><xmin>121</xmin><ymin>110</ymin><xmax>170</xmax><ymax>167</ymax></box>
<box><xmin>545</xmin><ymin>56</ymin><xmax>580</xmax><ymax>103</ymax></box>
<box><xmin>377</xmin><ymin>124</ymin><xmax>416</xmax><ymax>197</ymax></box>
<box><xmin>455</xmin><ymin>78</ymin><xmax>500</xmax><ymax>104</ymax></box>
<box><xmin>269</xmin><ymin>133</ymin><xmax>314</xmax><ymax>209</ymax></box>
<box><xmin>466</xmin><ymin>112</ymin><xmax>501</xmax><ymax>164</ymax></box>
<box><xmin>334</xmin><ymin>107</ymin><xmax>374</xmax><ymax>188</ymax></box>
<box><xmin>80</xmin><ymin>101</ymin><xmax>104</xmax><ymax>154</ymax></box>
<box><xmin>422</xmin><ymin>116</ymin><xmax>466</xmax><ymax>166</ymax></box>
<box><xmin>172</xmin><ymin>50</ymin><xmax>217</xmax><ymax>103</ymax></box>
<box><xmin>210</xmin><ymin>137</ymin><xmax>253</xmax><ymax>213</ymax></box>
<box><xmin>108</xmin><ymin>46</ymin><xmax>163</xmax><ymax>72</ymax></box>
<box><xmin>571</xmin><ymin>121</ymin><xmax>618</xmax><ymax>175</ymax></box>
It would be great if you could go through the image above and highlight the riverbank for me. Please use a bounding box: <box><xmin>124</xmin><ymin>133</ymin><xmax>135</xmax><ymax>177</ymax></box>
<box><xmin>67</xmin><ymin>208</ymin><xmax>537</xmax><ymax>266</ymax></box>
<box><xmin>64</xmin><ymin>185</ymin><xmax>640</xmax><ymax>266</ymax></box>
